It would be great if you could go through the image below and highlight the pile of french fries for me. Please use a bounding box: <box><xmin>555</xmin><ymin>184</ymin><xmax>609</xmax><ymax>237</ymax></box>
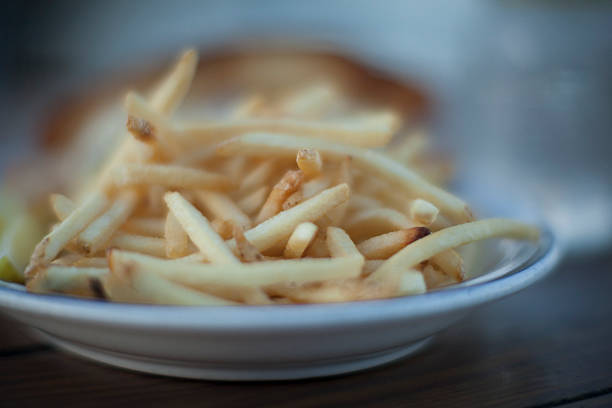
<box><xmin>23</xmin><ymin>49</ymin><xmax>539</xmax><ymax>305</ymax></box>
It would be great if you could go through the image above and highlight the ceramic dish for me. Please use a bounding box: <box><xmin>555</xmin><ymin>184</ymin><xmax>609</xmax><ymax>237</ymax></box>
<box><xmin>0</xmin><ymin>225</ymin><xmax>558</xmax><ymax>380</ymax></box>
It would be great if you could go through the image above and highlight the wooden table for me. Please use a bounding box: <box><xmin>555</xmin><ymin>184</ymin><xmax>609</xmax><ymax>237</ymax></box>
<box><xmin>1</xmin><ymin>253</ymin><xmax>611</xmax><ymax>408</ymax></box>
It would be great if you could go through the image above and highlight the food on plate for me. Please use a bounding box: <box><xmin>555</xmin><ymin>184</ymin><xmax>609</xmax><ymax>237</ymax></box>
<box><xmin>1</xmin><ymin>49</ymin><xmax>539</xmax><ymax>305</ymax></box>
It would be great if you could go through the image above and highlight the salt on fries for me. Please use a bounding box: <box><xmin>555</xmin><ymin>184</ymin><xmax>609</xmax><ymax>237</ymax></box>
<box><xmin>23</xmin><ymin>49</ymin><xmax>539</xmax><ymax>305</ymax></box>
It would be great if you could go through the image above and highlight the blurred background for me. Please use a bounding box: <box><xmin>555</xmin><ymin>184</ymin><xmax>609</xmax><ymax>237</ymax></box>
<box><xmin>1</xmin><ymin>0</ymin><xmax>611</xmax><ymax>257</ymax></box>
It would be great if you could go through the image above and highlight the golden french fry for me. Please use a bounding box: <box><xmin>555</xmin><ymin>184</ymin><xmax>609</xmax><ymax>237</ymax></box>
<box><xmin>27</xmin><ymin>266</ymin><xmax>108</xmax><ymax>297</ymax></box>
<box><xmin>430</xmin><ymin>249</ymin><xmax>464</xmax><ymax>281</ymax></box>
<box><xmin>237</xmin><ymin>186</ymin><xmax>269</xmax><ymax>215</ymax></box>
<box><xmin>109</xmin><ymin>249</ymin><xmax>363</xmax><ymax>287</ymax></box>
<box><xmin>123</xmin><ymin>217</ymin><xmax>165</xmax><ymax>237</ymax></box>
<box><xmin>231</xmin><ymin>94</ymin><xmax>266</xmax><ymax>118</ymax></box>
<box><xmin>233</xmin><ymin>230</ymin><xmax>265</xmax><ymax>259</ymax></box>
<box><xmin>165</xmin><ymin>211</ymin><xmax>189</xmax><ymax>258</ymax></box>
<box><xmin>164</xmin><ymin>192</ymin><xmax>239</xmax><ymax>264</ymax></box>
<box><xmin>255</xmin><ymin>170</ymin><xmax>304</xmax><ymax>224</ymax></box>
<box><xmin>386</xmin><ymin>129</ymin><xmax>428</xmax><ymax>164</ymax></box>
<box><xmin>50</xmin><ymin>194</ymin><xmax>75</xmax><ymax>221</ymax></box>
<box><xmin>362</xmin><ymin>260</ymin><xmax>384</xmax><ymax>276</ymax></box>
<box><xmin>110</xmin><ymin>233</ymin><xmax>167</xmax><ymax>258</ymax></box>
<box><xmin>409</xmin><ymin>198</ymin><xmax>439</xmax><ymax>226</ymax></box>
<box><xmin>73</xmin><ymin>257</ymin><xmax>109</xmax><ymax>268</ymax></box>
<box><xmin>114</xmin><ymin>164</ymin><xmax>233</xmax><ymax>190</ymax></box>
<box><xmin>327</xmin><ymin>156</ymin><xmax>351</xmax><ymax>226</ymax></box>
<box><xmin>171</xmin><ymin>113</ymin><xmax>400</xmax><ymax>148</ymax></box>
<box><xmin>266</xmin><ymin>277</ymin><xmax>396</xmax><ymax>304</ymax></box>
<box><xmin>369</xmin><ymin>219</ymin><xmax>539</xmax><ymax>281</ymax></box>
<box><xmin>211</xmin><ymin>218</ymin><xmax>235</xmax><ymax>240</ymax></box>
<box><xmin>347</xmin><ymin>194</ymin><xmax>382</xmax><ymax>213</ymax></box>
<box><xmin>233</xmin><ymin>225</ymin><xmax>264</xmax><ymax>262</ymax></box>
<box><xmin>280</xmin><ymin>82</ymin><xmax>339</xmax><ymax>117</ymax></box>
<box><xmin>149</xmin><ymin>49</ymin><xmax>199</xmax><ymax>116</ymax></box>
<box><xmin>283</xmin><ymin>222</ymin><xmax>318</xmax><ymax>258</ymax></box>
<box><xmin>217</xmin><ymin>133</ymin><xmax>472</xmax><ymax>223</ymax></box>
<box><xmin>196</xmin><ymin>191</ymin><xmax>251</xmax><ymax>230</ymax></box>
<box><xmin>106</xmin><ymin>256</ymin><xmax>237</xmax><ymax>306</ymax></box>
<box><xmin>26</xmin><ymin>192</ymin><xmax>109</xmax><ymax>277</ymax></box>
<box><xmin>422</xmin><ymin>263</ymin><xmax>458</xmax><ymax>290</ymax></box>
<box><xmin>296</xmin><ymin>148</ymin><xmax>322</xmax><ymax>179</ymax></box>
<box><xmin>396</xmin><ymin>269</ymin><xmax>427</xmax><ymax>296</ymax></box>
<box><xmin>344</xmin><ymin>208</ymin><xmax>416</xmax><ymax>241</ymax></box>
<box><xmin>91</xmin><ymin>49</ymin><xmax>198</xmax><ymax>193</ymax></box>
<box><xmin>356</xmin><ymin>227</ymin><xmax>430</xmax><ymax>260</ymax></box>
<box><xmin>282</xmin><ymin>189</ymin><xmax>303</xmax><ymax>211</ymax></box>
<box><xmin>226</xmin><ymin>183</ymin><xmax>350</xmax><ymax>253</ymax></box>
<box><xmin>301</xmin><ymin>176</ymin><xmax>331</xmax><ymax>200</ymax></box>
<box><xmin>326</xmin><ymin>226</ymin><xmax>362</xmax><ymax>259</ymax></box>
<box><xmin>77</xmin><ymin>190</ymin><xmax>139</xmax><ymax>255</ymax></box>
<box><xmin>239</xmin><ymin>161</ymin><xmax>275</xmax><ymax>193</ymax></box>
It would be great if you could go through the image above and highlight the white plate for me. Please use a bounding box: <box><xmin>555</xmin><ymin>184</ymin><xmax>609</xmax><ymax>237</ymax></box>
<box><xmin>0</xmin><ymin>226</ymin><xmax>559</xmax><ymax>381</ymax></box>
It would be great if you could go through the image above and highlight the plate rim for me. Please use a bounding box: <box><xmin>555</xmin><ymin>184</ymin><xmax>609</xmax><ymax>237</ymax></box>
<box><xmin>0</xmin><ymin>227</ymin><xmax>560</xmax><ymax>331</ymax></box>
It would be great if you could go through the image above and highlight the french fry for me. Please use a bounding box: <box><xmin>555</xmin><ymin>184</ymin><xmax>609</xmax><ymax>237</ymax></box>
<box><xmin>356</xmin><ymin>227</ymin><xmax>431</xmax><ymax>260</ymax></box>
<box><xmin>164</xmin><ymin>192</ymin><xmax>239</xmax><ymax>264</ymax></box>
<box><xmin>369</xmin><ymin>219</ymin><xmax>540</xmax><ymax>281</ymax></box>
<box><xmin>296</xmin><ymin>148</ymin><xmax>322</xmax><ymax>179</ymax></box>
<box><xmin>233</xmin><ymin>225</ymin><xmax>264</xmax><ymax>262</ymax></box>
<box><xmin>125</xmin><ymin>93</ymin><xmax>179</xmax><ymax>157</ymax></box>
<box><xmin>226</xmin><ymin>183</ymin><xmax>350</xmax><ymax>253</ymax></box>
<box><xmin>430</xmin><ymin>249</ymin><xmax>464</xmax><ymax>281</ymax></box>
<box><xmin>91</xmin><ymin>49</ymin><xmax>198</xmax><ymax>192</ymax></box>
<box><xmin>347</xmin><ymin>194</ymin><xmax>382</xmax><ymax>213</ymax></box>
<box><xmin>409</xmin><ymin>198</ymin><xmax>439</xmax><ymax>226</ymax></box>
<box><xmin>239</xmin><ymin>161</ymin><xmax>275</xmax><ymax>193</ymax></box>
<box><xmin>196</xmin><ymin>191</ymin><xmax>251</xmax><ymax>230</ymax></box>
<box><xmin>266</xmin><ymin>277</ymin><xmax>396</xmax><ymax>304</ymax></box>
<box><xmin>27</xmin><ymin>266</ymin><xmax>108</xmax><ymax>297</ymax></box>
<box><xmin>327</xmin><ymin>156</ymin><xmax>351</xmax><ymax>225</ymax></box>
<box><xmin>281</xmin><ymin>189</ymin><xmax>303</xmax><ymax>211</ymax></box>
<box><xmin>211</xmin><ymin>218</ymin><xmax>235</xmax><ymax>240</ymax></box>
<box><xmin>110</xmin><ymin>233</ymin><xmax>167</xmax><ymax>258</ymax></box>
<box><xmin>396</xmin><ymin>269</ymin><xmax>427</xmax><ymax>296</ymax></box>
<box><xmin>165</xmin><ymin>211</ymin><xmax>189</xmax><ymax>258</ymax></box>
<box><xmin>301</xmin><ymin>176</ymin><xmax>331</xmax><ymax>200</ymax></box>
<box><xmin>217</xmin><ymin>133</ymin><xmax>472</xmax><ymax>223</ymax></box>
<box><xmin>303</xmin><ymin>234</ymin><xmax>330</xmax><ymax>258</ymax></box>
<box><xmin>171</xmin><ymin>113</ymin><xmax>400</xmax><ymax>148</ymax></box>
<box><xmin>73</xmin><ymin>257</ymin><xmax>109</xmax><ymax>268</ymax></box>
<box><xmin>145</xmin><ymin>185</ymin><xmax>166</xmax><ymax>216</ymax></box>
<box><xmin>19</xmin><ymin>48</ymin><xmax>543</xmax><ymax>306</ymax></box>
<box><xmin>237</xmin><ymin>185</ymin><xmax>269</xmax><ymax>215</ymax></box>
<box><xmin>106</xmin><ymin>257</ymin><xmax>237</xmax><ymax>306</ymax></box>
<box><xmin>231</xmin><ymin>94</ymin><xmax>266</xmax><ymax>118</ymax></box>
<box><xmin>77</xmin><ymin>190</ymin><xmax>139</xmax><ymax>255</ymax></box>
<box><xmin>123</xmin><ymin>217</ymin><xmax>165</xmax><ymax>237</ymax></box>
<box><xmin>149</xmin><ymin>49</ymin><xmax>198</xmax><ymax>116</ymax></box>
<box><xmin>255</xmin><ymin>170</ymin><xmax>304</xmax><ymax>224</ymax></box>
<box><xmin>387</xmin><ymin>129</ymin><xmax>428</xmax><ymax>164</ymax></box>
<box><xmin>26</xmin><ymin>192</ymin><xmax>109</xmax><ymax>277</ymax></box>
<box><xmin>281</xmin><ymin>82</ymin><xmax>339</xmax><ymax>117</ymax></box>
<box><xmin>173</xmin><ymin>145</ymin><xmax>217</xmax><ymax>166</ymax></box>
<box><xmin>50</xmin><ymin>194</ymin><xmax>75</xmax><ymax>221</ymax></box>
<box><xmin>362</xmin><ymin>260</ymin><xmax>384</xmax><ymax>276</ymax></box>
<box><xmin>109</xmin><ymin>249</ymin><xmax>363</xmax><ymax>287</ymax></box>
<box><xmin>283</xmin><ymin>222</ymin><xmax>318</xmax><ymax>258</ymax></box>
<box><xmin>422</xmin><ymin>263</ymin><xmax>458</xmax><ymax>290</ymax></box>
<box><xmin>344</xmin><ymin>208</ymin><xmax>416</xmax><ymax>241</ymax></box>
<box><xmin>326</xmin><ymin>226</ymin><xmax>362</xmax><ymax>260</ymax></box>
<box><xmin>114</xmin><ymin>164</ymin><xmax>233</xmax><ymax>190</ymax></box>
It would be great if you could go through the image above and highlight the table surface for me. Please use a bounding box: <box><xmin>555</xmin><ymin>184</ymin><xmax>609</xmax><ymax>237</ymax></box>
<box><xmin>1</xmin><ymin>253</ymin><xmax>611</xmax><ymax>408</ymax></box>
